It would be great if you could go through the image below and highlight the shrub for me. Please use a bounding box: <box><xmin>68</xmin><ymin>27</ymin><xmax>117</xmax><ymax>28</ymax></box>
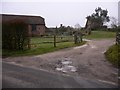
<box><xmin>105</xmin><ymin>44</ymin><xmax>120</xmax><ymax>68</ymax></box>
<box><xmin>2</xmin><ymin>20</ymin><xmax>30</xmax><ymax>50</ymax></box>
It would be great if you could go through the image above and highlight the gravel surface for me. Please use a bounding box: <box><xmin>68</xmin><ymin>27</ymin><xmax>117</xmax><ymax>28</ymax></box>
<box><xmin>3</xmin><ymin>39</ymin><xmax>118</xmax><ymax>85</ymax></box>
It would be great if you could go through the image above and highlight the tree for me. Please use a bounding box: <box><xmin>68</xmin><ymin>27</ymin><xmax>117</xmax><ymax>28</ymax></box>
<box><xmin>74</xmin><ymin>23</ymin><xmax>83</xmax><ymax>44</ymax></box>
<box><xmin>86</xmin><ymin>7</ymin><xmax>110</xmax><ymax>29</ymax></box>
<box><xmin>110</xmin><ymin>17</ymin><xmax>118</xmax><ymax>28</ymax></box>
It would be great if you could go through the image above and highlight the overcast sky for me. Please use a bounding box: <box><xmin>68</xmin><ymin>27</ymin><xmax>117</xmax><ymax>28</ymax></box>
<box><xmin>1</xmin><ymin>0</ymin><xmax>119</xmax><ymax>27</ymax></box>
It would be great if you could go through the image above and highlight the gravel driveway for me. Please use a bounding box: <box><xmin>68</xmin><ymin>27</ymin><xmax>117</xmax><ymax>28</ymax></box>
<box><xmin>3</xmin><ymin>39</ymin><xmax>118</xmax><ymax>85</ymax></box>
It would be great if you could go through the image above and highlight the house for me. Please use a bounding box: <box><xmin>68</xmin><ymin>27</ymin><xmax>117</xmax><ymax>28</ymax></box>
<box><xmin>2</xmin><ymin>14</ymin><xmax>46</xmax><ymax>36</ymax></box>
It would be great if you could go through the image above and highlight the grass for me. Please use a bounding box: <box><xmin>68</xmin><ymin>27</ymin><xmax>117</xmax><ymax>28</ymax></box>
<box><xmin>105</xmin><ymin>44</ymin><xmax>120</xmax><ymax>68</ymax></box>
<box><xmin>2</xmin><ymin>31</ymin><xmax>116</xmax><ymax>57</ymax></box>
<box><xmin>31</xmin><ymin>36</ymin><xmax>74</xmax><ymax>44</ymax></box>
<box><xmin>3</xmin><ymin>41</ymin><xmax>86</xmax><ymax>57</ymax></box>
<box><xmin>83</xmin><ymin>31</ymin><xmax>116</xmax><ymax>39</ymax></box>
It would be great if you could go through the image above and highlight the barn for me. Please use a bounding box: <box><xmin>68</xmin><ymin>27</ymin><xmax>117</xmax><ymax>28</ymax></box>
<box><xmin>2</xmin><ymin>14</ymin><xmax>46</xmax><ymax>36</ymax></box>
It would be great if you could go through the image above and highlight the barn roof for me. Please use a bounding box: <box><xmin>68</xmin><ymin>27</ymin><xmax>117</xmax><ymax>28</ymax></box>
<box><xmin>1</xmin><ymin>14</ymin><xmax>45</xmax><ymax>25</ymax></box>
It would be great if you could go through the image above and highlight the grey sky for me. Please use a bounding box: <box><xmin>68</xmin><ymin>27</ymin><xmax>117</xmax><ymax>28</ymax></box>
<box><xmin>1</xmin><ymin>0</ymin><xmax>119</xmax><ymax>27</ymax></box>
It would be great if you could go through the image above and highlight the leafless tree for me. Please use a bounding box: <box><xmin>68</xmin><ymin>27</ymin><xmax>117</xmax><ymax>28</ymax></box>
<box><xmin>110</xmin><ymin>17</ymin><xmax>118</xmax><ymax>28</ymax></box>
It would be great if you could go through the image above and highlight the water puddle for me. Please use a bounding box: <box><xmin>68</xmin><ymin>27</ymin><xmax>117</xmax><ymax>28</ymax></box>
<box><xmin>56</xmin><ymin>65</ymin><xmax>77</xmax><ymax>73</ymax></box>
<box><xmin>56</xmin><ymin>58</ymin><xmax>77</xmax><ymax>73</ymax></box>
<box><xmin>61</xmin><ymin>61</ymin><xmax>72</xmax><ymax>65</ymax></box>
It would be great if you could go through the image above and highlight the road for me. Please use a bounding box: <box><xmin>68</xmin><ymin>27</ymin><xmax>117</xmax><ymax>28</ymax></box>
<box><xmin>2</xmin><ymin>62</ymin><xmax>117</xmax><ymax>88</ymax></box>
<box><xmin>3</xmin><ymin>39</ymin><xmax>118</xmax><ymax>84</ymax></box>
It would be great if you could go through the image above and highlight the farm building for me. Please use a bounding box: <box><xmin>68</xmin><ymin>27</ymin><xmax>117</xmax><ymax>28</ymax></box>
<box><xmin>2</xmin><ymin>14</ymin><xmax>46</xmax><ymax>36</ymax></box>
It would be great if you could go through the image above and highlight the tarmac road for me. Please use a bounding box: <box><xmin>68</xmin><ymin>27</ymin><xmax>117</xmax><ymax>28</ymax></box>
<box><xmin>2</xmin><ymin>62</ymin><xmax>118</xmax><ymax>88</ymax></box>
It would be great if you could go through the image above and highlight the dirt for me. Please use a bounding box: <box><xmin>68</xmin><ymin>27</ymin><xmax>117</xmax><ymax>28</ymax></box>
<box><xmin>3</xmin><ymin>39</ymin><xmax>118</xmax><ymax>85</ymax></box>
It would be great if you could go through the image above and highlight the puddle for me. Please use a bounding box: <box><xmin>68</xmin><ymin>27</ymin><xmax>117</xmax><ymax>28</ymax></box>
<box><xmin>56</xmin><ymin>67</ymin><xmax>63</xmax><ymax>71</ymax></box>
<box><xmin>56</xmin><ymin>65</ymin><xmax>77</xmax><ymax>73</ymax></box>
<box><xmin>56</xmin><ymin>58</ymin><xmax>77</xmax><ymax>73</ymax></box>
<box><xmin>62</xmin><ymin>61</ymin><xmax>72</xmax><ymax>65</ymax></box>
<box><xmin>65</xmin><ymin>65</ymin><xmax>77</xmax><ymax>72</ymax></box>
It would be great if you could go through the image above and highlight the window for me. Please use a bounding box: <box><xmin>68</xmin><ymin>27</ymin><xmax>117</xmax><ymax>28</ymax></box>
<box><xmin>31</xmin><ymin>25</ymin><xmax>36</xmax><ymax>31</ymax></box>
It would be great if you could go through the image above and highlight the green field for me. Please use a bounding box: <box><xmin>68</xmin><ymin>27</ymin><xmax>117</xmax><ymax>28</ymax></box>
<box><xmin>83</xmin><ymin>31</ymin><xmax>116</xmax><ymax>39</ymax></box>
<box><xmin>31</xmin><ymin>31</ymin><xmax>116</xmax><ymax>44</ymax></box>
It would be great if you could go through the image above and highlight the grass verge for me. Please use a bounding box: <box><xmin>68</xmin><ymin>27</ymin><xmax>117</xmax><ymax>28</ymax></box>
<box><xmin>3</xmin><ymin>41</ymin><xmax>86</xmax><ymax>57</ymax></box>
<box><xmin>104</xmin><ymin>44</ymin><xmax>120</xmax><ymax>68</ymax></box>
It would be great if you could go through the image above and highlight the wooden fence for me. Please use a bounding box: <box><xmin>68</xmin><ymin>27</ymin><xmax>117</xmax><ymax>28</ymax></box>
<box><xmin>30</xmin><ymin>35</ymin><xmax>74</xmax><ymax>47</ymax></box>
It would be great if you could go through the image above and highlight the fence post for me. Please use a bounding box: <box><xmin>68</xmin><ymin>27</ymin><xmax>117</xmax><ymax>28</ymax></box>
<box><xmin>54</xmin><ymin>26</ymin><xmax>57</xmax><ymax>47</ymax></box>
<box><xmin>28</xmin><ymin>36</ymin><xmax>31</xmax><ymax>49</ymax></box>
<box><xmin>74</xmin><ymin>31</ymin><xmax>78</xmax><ymax>44</ymax></box>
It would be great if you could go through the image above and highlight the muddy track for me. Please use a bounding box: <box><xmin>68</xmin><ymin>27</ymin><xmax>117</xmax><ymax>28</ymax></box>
<box><xmin>3</xmin><ymin>39</ymin><xmax>118</xmax><ymax>85</ymax></box>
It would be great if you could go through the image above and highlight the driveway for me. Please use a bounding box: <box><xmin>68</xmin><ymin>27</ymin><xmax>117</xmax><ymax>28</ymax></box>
<box><xmin>3</xmin><ymin>39</ymin><xmax>118</xmax><ymax>86</ymax></box>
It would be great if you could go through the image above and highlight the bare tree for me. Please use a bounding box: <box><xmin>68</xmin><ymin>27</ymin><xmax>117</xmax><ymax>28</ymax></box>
<box><xmin>110</xmin><ymin>17</ymin><xmax>118</xmax><ymax>28</ymax></box>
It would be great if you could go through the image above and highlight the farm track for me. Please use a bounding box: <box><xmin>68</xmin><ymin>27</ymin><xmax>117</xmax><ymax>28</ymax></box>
<box><xmin>3</xmin><ymin>38</ymin><xmax>118</xmax><ymax>85</ymax></box>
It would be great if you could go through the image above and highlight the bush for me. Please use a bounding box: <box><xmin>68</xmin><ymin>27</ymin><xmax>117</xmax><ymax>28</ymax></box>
<box><xmin>2</xmin><ymin>20</ymin><xmax>30</xmax><ymax>50</ymax></box>
<box><xmin>105</xmin><ymin>44</ymin><xmax>120</xmax><ymax>68</ymax></box>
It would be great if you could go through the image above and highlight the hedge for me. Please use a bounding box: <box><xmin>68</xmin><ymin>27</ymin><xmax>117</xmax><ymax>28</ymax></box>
<box><xmin>2</xmin><ymin>20</ymin><xmax>30</xmax><ymax>50</ymax></box>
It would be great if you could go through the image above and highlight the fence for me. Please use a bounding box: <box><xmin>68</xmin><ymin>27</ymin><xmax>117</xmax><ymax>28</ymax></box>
<box><xmin>30</xmin><ymin>35</ymin><xmax>75</xmax><ymax>47</ymax></box>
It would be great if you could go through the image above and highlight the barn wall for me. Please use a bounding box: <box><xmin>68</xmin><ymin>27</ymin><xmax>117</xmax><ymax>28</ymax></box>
<box><xmin>28</xmin><ymin>25</ymin><xmax>32</xmax><ymax>36</ymax></box>
<box><xmin>36</xmin><ymin>25</ymin><xmax>46</xmax><ymax>35</ymax></box>
<box><xmin>30</xmin><ymin>25</ymin><xmax>46</xmax><ymax>36</ymax></box>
